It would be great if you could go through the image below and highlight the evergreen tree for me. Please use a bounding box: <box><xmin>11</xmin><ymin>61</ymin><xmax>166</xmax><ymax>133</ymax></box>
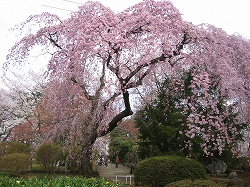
<box><xmin>135</xmin><ymin>69</ymin><xmax>246</xmax><ymax>160</ymax></box>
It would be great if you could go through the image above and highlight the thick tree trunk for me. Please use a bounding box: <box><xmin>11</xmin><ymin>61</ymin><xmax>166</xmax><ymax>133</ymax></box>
<box><xmin>80</xmin><ymin>153</ymin><xmax>94</xmax><ymax>176</ymax></box>
<box><xmin>79</xmin><ymin>91</ymin><xmax>133</xmax><ymax>175</ymax></box>
<box><xmin>79</xmin><ymin>142</ymin><xmax>99</xmax><ymax>176</ymax></box>
<box><xmin>67</xmin><ymin>148</ymin><xmax>94</xmax><ymax>176</ymax></box>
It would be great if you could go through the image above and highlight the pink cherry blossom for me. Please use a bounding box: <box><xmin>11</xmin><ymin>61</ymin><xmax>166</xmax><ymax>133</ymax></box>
<box><xmin>3</xmin><ymin>0</ymin><xmax>250</xmax><ymax>167</ymax></box>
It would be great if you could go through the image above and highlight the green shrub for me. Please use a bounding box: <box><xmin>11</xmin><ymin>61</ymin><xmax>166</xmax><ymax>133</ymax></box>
<box><xmin>210</xmin><ymin>177</ymin><xmax>250</xmax><ymax>187</ymax></box>
<box><xmin>0</xmin><ymin>153</ymin><xmax>31</xmax><ymax>174</ymax></box>
<box><xmin>5</xmin><ymin>142</ymin><xmax>30</xmax><ymax>155</ymax></box>
<box><xmin>166</xmin><ymin>179</ymin><xmax>226</xmax><ymax>187</ymax></box>
<box><xmin>35</xmin><ymin>143</ymin><xmax>63</xmax><ymax>172</ymax></box>
<box><xmin>238</xmin><ymin>157</ymin><xmax>250</xmax><ymax>171</ymax></box>
<box><xmin>30</xmin><ymin>164</ymin><xmax>45</xmax><ymax>172</ymax></box>
<box><xmin>0</xmin><ymin>142</ymin><xmax>31</xmax><ymax>165</ymax></box>
<box><xmin>134</xmin><ymin>156</ymin><xmax>207</xmax><ymax>187</ymax></box>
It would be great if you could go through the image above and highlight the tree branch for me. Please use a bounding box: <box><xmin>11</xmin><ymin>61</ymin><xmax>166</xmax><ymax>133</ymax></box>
<box><xmin>47</xmin><ymin>33</ymin><xmax>62</xmax><ymax>50</ymax></box>
<box><xmin>122</xmin><ymin>54</ymin><xmax>167</xmax><ymax>88</ymax></box>
<box><xmin>97</xmin><ymin>32</ymin><xmax>191</xmax><ymax>138</ymax></box>
<box><xmin>99</xmin><ymin>91</ymin><xmax>133</xmax><ymax>137</ymax></box>
<box><xmin>71</xmin><ymin>77</ymin><xmax>93</xmax><ymax>100</ymax></box>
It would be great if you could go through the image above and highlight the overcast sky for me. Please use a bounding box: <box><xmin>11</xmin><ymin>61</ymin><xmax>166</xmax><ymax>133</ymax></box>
<box><xmin>0</xmin><ymin>0</ymin><xmax>250</xmax><ymax>85</ymax></box>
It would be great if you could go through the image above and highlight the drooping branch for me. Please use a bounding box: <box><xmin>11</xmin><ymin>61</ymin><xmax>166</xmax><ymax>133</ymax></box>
<box><xmin>106</xmin><ymin>49</ymin><xmax>120</xmax><ymax>76</ymax></box>
<box><xmin>168</xmin><ymin>32</ymin><xmax>191</xmax><ymax>66</ymax></box>
<box><xmin>71</xmin><ymin>77</ymin><xmax>92</xmax><ymax>100</ymax></box>
<box><xmin>46</xmin><ymin>32</ymin><xmax>62</xmax><ymax>50</ymax></box>
<box><xmin>122</xmin><ymin>54</ymin><xmax>167</xmax><ymax>87</ymax></box>
<box><xmin>126</xmin><ymin>66</ymin><xmax>152</xmax><ymax>89</ymax></box>
<box><xmin>91</xmin><ymin>61</ymin><xmax>106</xmax><ymax>113</ymax></box>
<box><xmin>125</xmin><ymin>22</ymin><xmax>151</xmax><ymax>37</ymax></box>
<box><xmin>174</xmin><ymin>32</ymin><xmax>191</xmax><ymax>55</ymax></box>
<box><xmin>90</xmin><ymin>91</ymin><xmax>122</xmax><ymax>145</ymax></box>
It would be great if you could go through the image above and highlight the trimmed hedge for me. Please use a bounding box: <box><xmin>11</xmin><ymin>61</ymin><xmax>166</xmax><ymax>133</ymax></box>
<box><xmin>0</xmin><ymin>153</ymin><xmax>31</xmax><ymax>174</ymax></box>
<box><xmin>210</xmin><ymin>177</ymin><xmax>250</xmax><ymax>187</ymax></box>
<box><xmin>134</xmin><ymin>156</ymin><xmax>207</xmax><ymax>187</ymax></box>
<box><xmin>166</xmin><ymin>179</ymin><xmax>225</xmax><ymax>187</ymax></box>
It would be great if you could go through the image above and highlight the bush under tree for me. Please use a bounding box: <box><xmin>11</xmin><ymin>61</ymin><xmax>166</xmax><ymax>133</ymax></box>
<box><xmin>5</xmin><ymin>142</ymin><xmax>30</xmax><ymax>155</ymax></box>
<box><xmin>0</xmin><ymin>153</ymin><xmax>31</xmax><ymax>175</ymax></box>
<box><xmin>134</xmin><ymin>156</ymin><xmax>207</xmax><ymax>187</ymax></box>
<box><xmin>35</xmin><ymin>143</ymin><xmax>63</xmax><ymax>172</ymax></box>
<box><xmin>0</xmin><ymin>142</ymin><xmax>30</xmax><ymax>158</ymax></box>
<box><xmin>166</xmin><ymin>179</ymin><xmax>224</xmax><ymax>187</ymax></box>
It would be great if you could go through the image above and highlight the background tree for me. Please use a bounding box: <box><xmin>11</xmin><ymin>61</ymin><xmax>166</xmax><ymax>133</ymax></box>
<box><xmin>108</xmin><ymin>120</ymin><xmax>138</xmax><ymax>164</ymax></box>
<box><xmin>0</xmin><ymin>89</ymin><xmax>14</xmax><ymax>139</ymax></box>
<box><xmin>0</xmin><ymin>71</ymin><xmax>45</xmax><ymax>142</ymax></box>
<box><xmin>182</xmin><ymin>67</ymin><xmax>247</xmax><ymax>157</ymax></box>
<box><xmin>135</xmin><ymin>74</ymin><xmax>186</xmax><ymax>159</ymax></box>
<box><xmin>135</xmin><ymin>68</ymin><xmax>247</xmax><ymax>161</ymax></box>
<box><xmin>4</xmin><ymin>0</ymin><xmax>250</xmax><ymax>174</ymax></box>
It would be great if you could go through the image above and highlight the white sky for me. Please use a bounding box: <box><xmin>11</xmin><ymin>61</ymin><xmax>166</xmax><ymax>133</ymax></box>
<box><xmin>0</xmin><ymin>0</ymin><xmax>250</xmax><ymax>86</ymax></box>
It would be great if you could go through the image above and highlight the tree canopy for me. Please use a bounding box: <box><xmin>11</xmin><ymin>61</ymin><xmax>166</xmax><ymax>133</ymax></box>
<box><xmin>4</xmin><ymin>0</ymin><xmax>250</xmax><ymax>173</ymax></box>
